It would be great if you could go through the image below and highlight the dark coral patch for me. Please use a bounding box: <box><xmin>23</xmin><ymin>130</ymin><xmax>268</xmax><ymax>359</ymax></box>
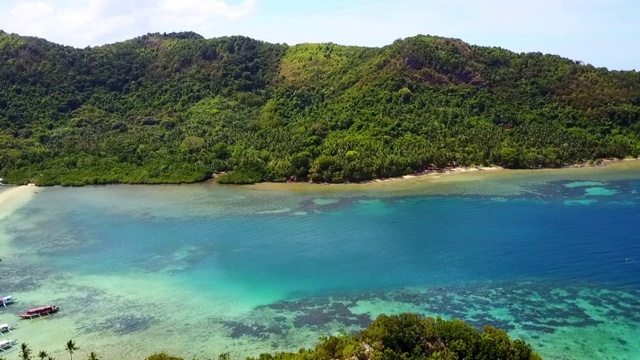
<box><xmin>80</xmin><ymin>314</ymin><xmax>156</xmax><ymax>334</ymax></box>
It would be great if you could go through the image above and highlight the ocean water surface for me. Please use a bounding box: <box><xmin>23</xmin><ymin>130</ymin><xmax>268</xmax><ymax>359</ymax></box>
<box><xmin>1</xmin><ymin>163</ymin><xmax>639</xmax><ymax>360</ymax></box>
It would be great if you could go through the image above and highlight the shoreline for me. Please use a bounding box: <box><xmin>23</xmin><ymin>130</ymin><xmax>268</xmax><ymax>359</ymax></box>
<box><xmin>0</xmin><ymin>184</ymin><xmax>39</xmax><ymax>221</ymax></box>
<box><xmin>2</xmin><ymin>158</ymin><xmax>638</xmax><ymax>191</ymax></box>
<box><xmin>245</xmin><ymin>157</ymin><xmax>640</xmax><ymax>192</ymax></box>
<box><xmin>359</xmin><ymin>157</ymin><xmax>640</xmax><ymax>184</ymax></box>
<box><xmin>328</xmin><ymin>157</ymin><xmax>640</xmax><ymax>185</ymax></box>
<box><xmin>361</xmin><ymin>165</ymin><xmax>504</xmax><ymax>184</ymax></box>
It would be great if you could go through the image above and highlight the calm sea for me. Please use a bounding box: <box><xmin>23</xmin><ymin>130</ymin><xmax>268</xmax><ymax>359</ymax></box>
<box><xmin>1</xmin><ymin>164</ymin><xmax>639</xmax><ymax>360</ymax></box>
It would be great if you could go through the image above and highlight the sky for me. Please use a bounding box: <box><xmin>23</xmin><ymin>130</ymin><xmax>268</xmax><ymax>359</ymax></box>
<box><xmin>0</xmin><ymin>0</ymin><xmax>638</xmax><ymax>70</ymax></box>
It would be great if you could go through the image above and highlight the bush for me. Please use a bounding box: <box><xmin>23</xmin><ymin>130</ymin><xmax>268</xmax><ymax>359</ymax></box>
<box><xmin>216</xmin><ymin>169</ymin><xmax>264</xmax><ymax>184</ymax></box>
<box><xmin>146</xmin><ymin>353</ymin><xmax>184</xmax><ymax>360</ymax></box>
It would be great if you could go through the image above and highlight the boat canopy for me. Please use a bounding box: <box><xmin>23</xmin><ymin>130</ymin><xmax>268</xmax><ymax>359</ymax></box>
<box><xmin>22</xmin><ymin>305</ymin><xmax>58</xmax><ymax>315</ymax></box>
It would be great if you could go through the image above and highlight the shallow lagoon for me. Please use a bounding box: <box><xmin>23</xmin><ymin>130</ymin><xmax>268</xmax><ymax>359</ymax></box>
<box><xmin>1</xmin><ymin>162</ymin><xmax>639</xmax><ymax>360</ymax></box>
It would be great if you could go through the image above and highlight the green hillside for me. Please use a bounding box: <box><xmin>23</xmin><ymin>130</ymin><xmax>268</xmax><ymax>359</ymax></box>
<box><xmin>1</xmin><ymin>30</ymin><xmax>639</xmax><ymax>185</ymax></box>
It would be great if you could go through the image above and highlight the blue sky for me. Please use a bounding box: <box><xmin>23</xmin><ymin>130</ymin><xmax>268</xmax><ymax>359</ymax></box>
<box><xmin>0</xmin><ymin>0</ymin><xmax>637</xmax><ymax>70</ymax></box>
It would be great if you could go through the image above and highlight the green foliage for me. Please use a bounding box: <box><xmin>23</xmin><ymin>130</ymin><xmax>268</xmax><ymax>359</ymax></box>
<box><xmin>180</xmin><ymin>136</ymin><xmax>205</xmax><ymax>153</ymax></box>
<box><xmin>248</xmin><ymin>314</ymin><xmax>541</xmax><ymax>360</ymax></box>
<box><xmin>20</xmin><ymin>342</ymin><xmax>32</xmax><ymax>360</ymax></box>
<box><xmin>145</xmin><ymin>353</ymin><xmax>184</xmax><ymax>360</ymax></box>
<box><xmin>65</xmin><ymin>339</ymin><xmax>78</xmax><ymax>360</ymax></box>
<box><xmin>1</xmin><ymin>31</ymin><xmax>639</xmax><ymax>185</ymax></box>
<box><xmin>216</xmin><ymin>169</ymin><xmax>264</xmax><ymax>184</ymax></box>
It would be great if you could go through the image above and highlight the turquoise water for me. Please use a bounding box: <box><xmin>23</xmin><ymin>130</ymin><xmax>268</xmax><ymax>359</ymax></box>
<box><xmin>1</xmin><ymin>168</ymin><xmax>640</xmax><ymax>359</ymax></box>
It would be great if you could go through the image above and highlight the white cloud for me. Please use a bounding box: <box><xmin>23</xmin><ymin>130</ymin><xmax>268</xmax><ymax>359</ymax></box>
<box><xmin>0</xmin><ymin>0</ymin><xmax>258</xmax><ymax>47</ymax></box>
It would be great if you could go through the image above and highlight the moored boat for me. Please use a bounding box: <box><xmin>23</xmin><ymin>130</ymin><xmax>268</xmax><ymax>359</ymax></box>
<box><xmin>18</xmin><ymin>305</ymin><xmax>59</xmax><ymax>319</ymax></box>
<box><xmin>0</xmin><ymin>338</ymin><xmax>17</xmax><ymax>352</ymax></box>
<box><xmin>0</xmin><ymin>295</ymin><xmax>14</xmax><ymax>307</ymax></box>
<box><xmin>0</xmin><ymin>323</ymin><xmax>13</xmax><ymax>334</ymax></box>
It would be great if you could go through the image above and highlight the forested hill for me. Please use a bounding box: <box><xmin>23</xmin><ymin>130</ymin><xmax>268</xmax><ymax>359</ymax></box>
<box><xmin>1</xmin><ymin>30</ymin><xmax>639</xmax><ymax>185</ymax></box>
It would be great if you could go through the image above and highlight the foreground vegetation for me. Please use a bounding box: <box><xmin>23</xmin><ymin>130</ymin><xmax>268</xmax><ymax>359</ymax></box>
<box><xmin>1</xmin><ymin>30</ymin><xmax>639</xmax><ymax>185</ymax></box>
<box><xmin>245</xmin><ymin>314</ymin><xmax>541</xmax><ymax>360</ymax></box>
<box><xmin>4</xmin><ymin>314</ymin><xmax>541</xmax><ymax>359</ymax></box>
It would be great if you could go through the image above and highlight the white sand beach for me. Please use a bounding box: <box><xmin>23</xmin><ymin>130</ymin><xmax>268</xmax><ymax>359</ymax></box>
<box><xmin>0</xmin><ymin>184</ymin><xmax>39</xmax><ymax>221</ymax></box>
<box><xmin>368</xmin><ymin>165</ymin><xmax>504</xmax><ymax>183</ymax></box>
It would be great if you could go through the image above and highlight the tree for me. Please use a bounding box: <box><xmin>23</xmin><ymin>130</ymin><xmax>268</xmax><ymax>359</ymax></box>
<box><xmin>180</xmin><ymin>136</ymin><xmax>205</xmax><ymax>153</ymax></box>
<box><xmin>316</xmin><ymin>335</ymin><xmax>347</xmax><ymax>360</ymax></box>
<box><xmin>38</xmin><ymin>351</ymin><xmax>49</xmax><ymax>360</ymax></box>
<box><xmin>499</xmin><ymin>146</ymin><xmax>520</xmax><ymax>168</ymax></box>
<box><xmin>65</xmin><ymin>340</ymin><xmax>78</xmax><ymax>360</ymax></box>
<box><xmin>145</xmin><ymin>353</ymin><xmax>184</xmax><ymax>360</ymax></box>
<box><xmin>19</xmin><ymin>343</ymin><xmax>32</xmax><ymax>360</ymax></box>
<box><xmin>87</xmin><ymin>352</ymin><xmax>99</xmax><ymax>360</ymax></box>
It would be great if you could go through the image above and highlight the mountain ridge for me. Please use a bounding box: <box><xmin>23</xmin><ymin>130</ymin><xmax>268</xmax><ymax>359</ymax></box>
<box><xmin>1</xmin><ymin>31</ymin><xmax>638</xmax><ymax>185</ymax></box>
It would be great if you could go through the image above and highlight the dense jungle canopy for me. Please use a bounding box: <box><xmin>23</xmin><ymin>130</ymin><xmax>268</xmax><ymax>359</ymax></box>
<box><xmin>1</xmin><ymin>30</ymin><xmax>639</xmax><ymax>185</ymax></box>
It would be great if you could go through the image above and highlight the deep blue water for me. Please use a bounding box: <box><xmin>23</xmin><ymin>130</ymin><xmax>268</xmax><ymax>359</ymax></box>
<box><xmin>31</xmin><ymin>183</ymin><xmax>640</xmax><ymax>293</ymax></box>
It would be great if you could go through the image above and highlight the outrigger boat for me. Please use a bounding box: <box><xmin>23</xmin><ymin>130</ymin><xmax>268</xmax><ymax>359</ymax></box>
<box><xmin>0</xmin><ymin>338</ymin><xmax>17</xmax><ymax>352</ymax></box>
<box><xmin>18</xmin><ymin>305</ymin><xmax>59</xmax><ymax>319</ymax></box>
<box><xmin>0</xmin><ymin>296</ymin><xmax>14</xmax><ymax>307</ymax></box>
<box><xmin>0</xmin><ymin>323</ymin><xmax>14</xmax><ymax>335</ymax></box>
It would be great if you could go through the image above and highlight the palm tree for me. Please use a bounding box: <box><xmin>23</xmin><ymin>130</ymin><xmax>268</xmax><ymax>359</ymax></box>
<box><xmin>20</xmin><ymin>342</ymin><xmax>32</xmax><ymax>360</ymax></box>
<box><xmin>65</xmin><ymin>340</ymin><xmax>78</xmax><ymax>360</ymax></box>
<box><xmin>38</xmin><ymin>351</ymin><xmax>49</xmax><ymax>360</ymax></box>
<box><xmin>87</xmin><ymin>352</ymin><xmax>99</xmax><ymax>360</ymax></box>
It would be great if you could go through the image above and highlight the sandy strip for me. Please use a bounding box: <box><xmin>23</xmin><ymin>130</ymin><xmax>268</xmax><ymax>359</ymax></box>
<box><xmin>366</xmin><ymin>165</ymin><xmax>504</xmax><ymax>183</ymax></box>
<box><xmin>240</xmin><ymin>165</ymin><xmax>509</xmax><ymax>194</ymax></box>
<box><xmin>244</xmin><ymin>158</ymin><xmax>640</xmax><ymax>193</ymax></box>
<box><xmin>0</xmin><ymin>184</ymin><xmax>39</xmax><ymax>221</ymax></box>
